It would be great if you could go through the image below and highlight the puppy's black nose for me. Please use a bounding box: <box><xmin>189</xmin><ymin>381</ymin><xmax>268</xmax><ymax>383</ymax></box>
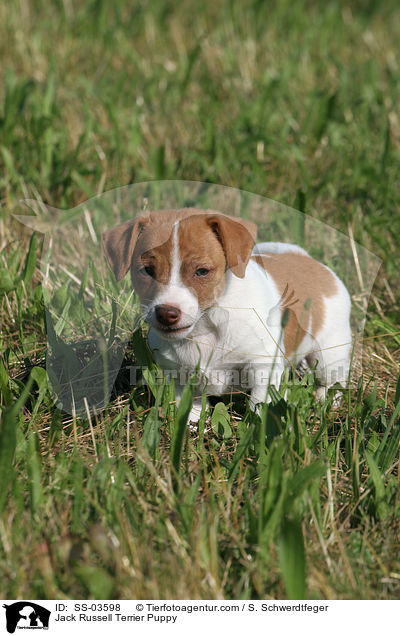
<box><xmin>155</xmin><ymin>304</ymin><xmax>181</xmax><ymax>326</ymax></box>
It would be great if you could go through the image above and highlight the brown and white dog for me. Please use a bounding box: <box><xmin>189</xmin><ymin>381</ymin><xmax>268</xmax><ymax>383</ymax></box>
<box><xmin>103</xmin><ymin>208</ymin><xmax>351</xmax><ymax>422</ymax></box>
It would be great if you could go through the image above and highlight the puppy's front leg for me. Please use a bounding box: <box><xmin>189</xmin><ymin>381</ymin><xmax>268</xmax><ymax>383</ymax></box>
<box><xmin>174</xmin><ymin>384</ymin><xmax>209</xmax><ymax>424</ymax></box>
<box><xmin>248</xmin><ymin>363</ymin><xmax>284</xmax><ymax>412</ymax></box>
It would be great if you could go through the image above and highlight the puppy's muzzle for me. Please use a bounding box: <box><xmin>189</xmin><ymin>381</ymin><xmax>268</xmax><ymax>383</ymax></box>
<box><xmin>155</xmin><ymin>304</ymin><xmax>182</xmax><ymax>327</ymax></box>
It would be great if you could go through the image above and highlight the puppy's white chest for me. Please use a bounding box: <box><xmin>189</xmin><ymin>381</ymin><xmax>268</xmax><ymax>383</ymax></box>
<box><xmin>148</xmin><ymin>322</ymin><xmax>220</xmax><ymax>371</ymax></box>
<box><xmin>147</xmin><ymin>264</ymin><xmax>283</xmax><ymax>396</ymax></box>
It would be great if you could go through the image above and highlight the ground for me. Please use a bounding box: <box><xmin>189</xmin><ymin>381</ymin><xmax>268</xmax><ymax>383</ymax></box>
<box><xmin>0</xmin><ymin>0</ymin><xmax>399</xmax><ymax>599</ymax></box>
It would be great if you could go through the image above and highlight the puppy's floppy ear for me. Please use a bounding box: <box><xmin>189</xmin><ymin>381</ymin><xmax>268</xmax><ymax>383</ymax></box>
<box><xmin>102</xmin><ymin>217</ymin><xmax>148</xmax><ymax>281</ymax></box>
<box><xmin>206</xmin><ymin>215</ymin><xmax>257</xmax><ymax>278</ymax></box>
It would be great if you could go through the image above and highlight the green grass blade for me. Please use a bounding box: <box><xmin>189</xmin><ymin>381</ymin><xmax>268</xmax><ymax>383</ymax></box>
<box><xmin>365</xmin><ymin>451</ymin><xmax>390</xmax><ymax>519</ymax></box>
<box><xmin>170</xmin><ymin>382</ymin><xmax>193</xmax><ymax>483</ymax></box>
<box><xmin>286</xmin><ymin>461</ymin><xmax>326</xmax><ymax>505</ymax></box>
<box><xmin>278</xmin><ymin>519</ymin><xmax>306</xmax><ymax>599</ymax></box>
<box><xmin>27</xmin><ymin>432</ymin><xmax>43</xmax><ymax>518</ymax></box>
<box><xmin>21</xmin><ymin>231</ymin><xmax>38</xmax><ymax>285</ymax></box>
<box><xmin>228</xmin><ymin>424</ymin><xmax>254</xmax><ymax>482</ymax></box>
<box><xmin>0</xmin><ymin>375</ymin><xmax>34</xmax><ymax>514</ymax></box>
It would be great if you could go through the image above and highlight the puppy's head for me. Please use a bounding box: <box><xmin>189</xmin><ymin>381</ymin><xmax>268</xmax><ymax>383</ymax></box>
<box><xmin>103</xmin><ymin>208</ymin><xmax>256</xmax><ymax>340</ymax></box>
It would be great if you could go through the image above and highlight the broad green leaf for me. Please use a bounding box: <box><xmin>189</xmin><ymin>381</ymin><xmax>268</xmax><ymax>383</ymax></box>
<box><xmin>0</xmin><ymin>270</ymin><xmax>16</xmax><ymax>294</ymax></box>
<box><xmin>74</xmin><ymin>566</ymin><xmax>114</xmax><ymax>599</ymax></box>
<box><xmin>211</xmin><ymin>402</ymin><xmax>232</xmax><ymax>439</ymax></box>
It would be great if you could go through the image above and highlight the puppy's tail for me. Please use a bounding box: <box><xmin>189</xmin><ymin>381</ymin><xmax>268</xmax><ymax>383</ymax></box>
<box><xmin>252</xmin><ymin>242</ymin><xmax>309</xmax><ymax>256</ymax></box>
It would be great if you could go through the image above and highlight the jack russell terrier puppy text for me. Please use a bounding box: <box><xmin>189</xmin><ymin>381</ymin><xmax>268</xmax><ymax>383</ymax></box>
<box><xmin>103</xmin><ymin>208</ymin><xmax>352</xmax><ymax>422</ymax></box>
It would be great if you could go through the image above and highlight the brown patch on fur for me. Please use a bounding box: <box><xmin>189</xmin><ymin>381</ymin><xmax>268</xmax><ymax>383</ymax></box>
<box><xmin>205</xmin><ymin>214</ymin><xmax>257</xmax><ymax>277</ymax></box>
<box><xmin>103</xmin><ymin>208</ymin><xmax>257</xmax><ymax>307</ymax></box>
<box><xmin>131</xmin><ymin>232</ymin><xmax>173</xmax><ymax>305</ymax></box>
<box><xmin>103</xmin><ymin>209</ymin><xmax>196</xmax><ymax>283</ymax></box>
<box><xmin>102</xmin><ymin>216</ymin><xmax>150</xmax><ymax>281</ymax></box>
<box><xmin>252</xmin><ymin>253</ymin><xmax>338</xmax><ymax>356</ymax></box>
<box><xmin>178</xmin><ymin>215</ymin><xmax>227</xmax><ymax>309</ymax></box>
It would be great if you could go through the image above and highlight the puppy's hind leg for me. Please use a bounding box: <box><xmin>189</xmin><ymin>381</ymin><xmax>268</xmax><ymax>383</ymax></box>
<box><xmin>248</xmin><ymin>360</ymin><xmax>285</xmax><ymax>412</ymax></box>
<box><xmin>307</xmin><ymin>282</ymin><xmax>352</xmax><ymax>405</ymax></box>
<box><xmin>307</xmin><ymin>336</ymin><xmax>351</xmax><ymax>405</ymax></box>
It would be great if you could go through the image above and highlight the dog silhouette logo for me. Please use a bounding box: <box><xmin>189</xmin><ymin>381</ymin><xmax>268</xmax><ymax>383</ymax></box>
<box><xmin>3</xmin><ymin>602</ymin><xmax>50</xmax><ymax>633</ymax></box>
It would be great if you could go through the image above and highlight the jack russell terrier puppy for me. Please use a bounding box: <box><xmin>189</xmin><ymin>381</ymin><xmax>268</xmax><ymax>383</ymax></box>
<box><xmin>103</xmin><ymin>208</ymin><xmax>351</xmax><ymax>422</ymax></box>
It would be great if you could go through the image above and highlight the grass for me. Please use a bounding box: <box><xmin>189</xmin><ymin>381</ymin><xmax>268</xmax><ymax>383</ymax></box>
<box><xmin>0</xmin><ymin>0</ymin><xmax>400</xmax><ymax>600</ymax></box>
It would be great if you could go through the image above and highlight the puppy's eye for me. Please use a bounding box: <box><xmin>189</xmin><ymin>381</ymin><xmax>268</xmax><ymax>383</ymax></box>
<box><xmin>195</xmin><ymin>268</ymin><xmax>210</xmax><ymax>277</ymax></box>
<box><xmin>140</xmin><ymin>265</ymin><xmax>155</xmax><ymax>278</ymax></box>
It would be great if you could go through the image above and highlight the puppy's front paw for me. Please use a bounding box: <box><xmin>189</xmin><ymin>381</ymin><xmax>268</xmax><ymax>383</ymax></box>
<box><xmin>187</xmin><ymin>398</ymin><xmax>209</xmax><ymax>426</ymax></box>
<box><xmin>248</xmin><ymin>399</ymin><xmax>262</xmax><ymax>417</ymax></box>
<box><xmin>188</xmin><ymin>402</ymin><xmax>204</xmax><ymax>423</ymax></box>
<box><xmin>314</xmin><ymin>385</ymin><xmax>345</xmax><ymax>407</ymax></box>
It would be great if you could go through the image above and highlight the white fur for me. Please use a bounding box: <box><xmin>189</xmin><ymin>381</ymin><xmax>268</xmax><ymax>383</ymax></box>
<box><xmin>253</xmin><ymin>241</ymin><xmax>309</xmax><ymax>256</ymax></box>
<box><xmin>144</xmin><ymin>221</ymin><xmax>201</xmax><ymax>338</ymax></box>
<box><xmin>147</xmin><ymin>239</ymin><xmax>351</xmax><ymax>422</ymax></box>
